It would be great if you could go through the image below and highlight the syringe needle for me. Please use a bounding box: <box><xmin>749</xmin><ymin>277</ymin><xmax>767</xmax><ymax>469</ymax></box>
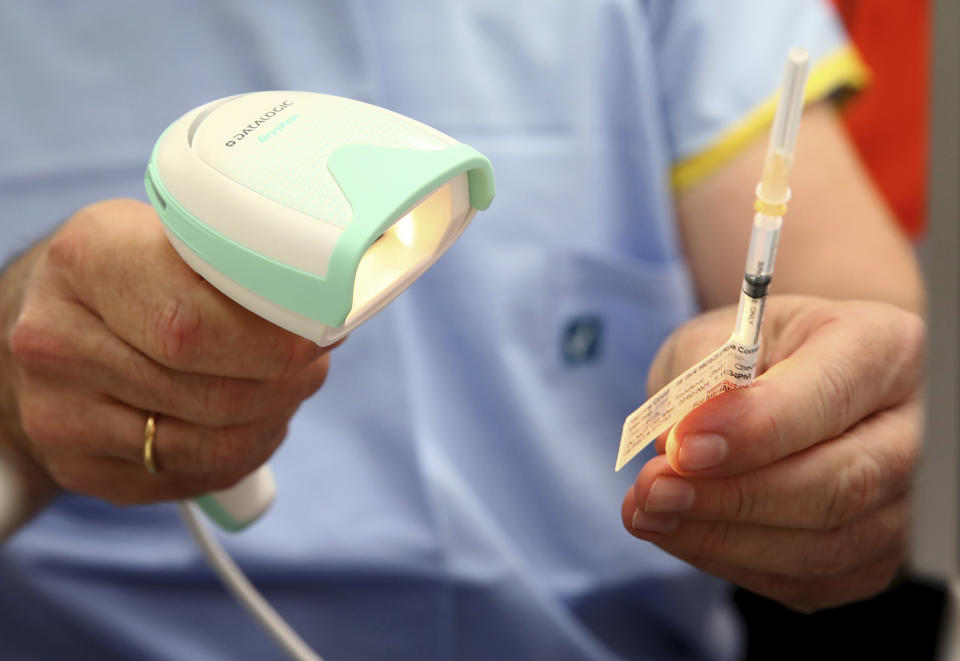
<box><xmin>615</xmin><ymin>48</ymin><xmax>812</xmax><ymax>472</ymax></box>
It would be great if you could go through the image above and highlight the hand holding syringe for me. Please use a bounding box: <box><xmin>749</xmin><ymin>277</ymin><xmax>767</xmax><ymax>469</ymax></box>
<box><xmin>616</xmin><ymin>48</ymin><xmax>811</xmax><ymax>471</ymax></box>
<box><xmin>618</xmin><ymin>46</ymin><xmax>923</xmax><ymax>613</ymax></box>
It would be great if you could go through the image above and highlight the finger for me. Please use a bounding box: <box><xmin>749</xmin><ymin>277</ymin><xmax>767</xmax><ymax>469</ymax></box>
<box><xmin>100</xmin><ymin>404</ymin><xmax>294</xmax><ymax>475</ymax></box>
<box><xmin>663</xmin><ymin>302</ymin><xmax>925</xmax><ymax>476</ymax></box>
<box><xmin>52</xmin><ymin>200</ymin><xmax>328</xmax><ymax>378</ymax></box>
<box><xmin>632</xmin><ymin>399</ymin><xmax>919</xmax><ymax>529</ymax></box>
<box><xmin>20</xmin><ymin>385</ymin><xmax>293</xmax><ymax>475</ymax></box>
<box><xmin>17</xmin><ymin>293</ymin><xmax>331</xmax><ymax>426</ymax></box>
<box><xmin>623</xmin><ymin>496</ymin><xmax>909</xmax><ymax>580</ymax></box>
<box><xmin>109</xmin><ymin>355</ymin><xmax>330</xmax><ymax>429</ymax></box>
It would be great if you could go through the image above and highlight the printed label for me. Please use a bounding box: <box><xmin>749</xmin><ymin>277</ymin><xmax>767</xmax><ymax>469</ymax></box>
<box><xmin>615</xmin><ymin>333</ymin><xmax>758</xmax><ymax>471</ymax></box>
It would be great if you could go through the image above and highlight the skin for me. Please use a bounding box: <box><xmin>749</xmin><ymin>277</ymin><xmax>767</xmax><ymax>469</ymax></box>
<box><xmin>621</xmin><ymin>103</ymin><xmax>926</xmax><ymax>612</ymax></box>
<box><xmin>0</xmin><ymin>199</ymin><xmax>335</xmax><ymax>525</ymax></box>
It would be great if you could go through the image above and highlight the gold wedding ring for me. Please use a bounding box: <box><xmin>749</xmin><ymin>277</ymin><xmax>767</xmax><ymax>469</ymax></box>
<box><xmin>143</xmin><ymin>413</ymin><xmax>160</xmax><ymax>475</ymax></box>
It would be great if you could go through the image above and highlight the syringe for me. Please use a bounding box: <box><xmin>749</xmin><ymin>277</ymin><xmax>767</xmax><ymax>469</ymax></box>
<box><xmin>731</xmin><ymin>48</ymin><xmax>810</xmax><ymax>348</ymax></box>
<box><xmin>615</xmin><ymin>48</ymin><xmax>811</xmax><ymax>471</ymax></box>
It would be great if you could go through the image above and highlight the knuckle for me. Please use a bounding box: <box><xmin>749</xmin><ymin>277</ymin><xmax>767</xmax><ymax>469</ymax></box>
<box><xmin>698</xmin><ymin>520</ymin><xmax>734</xmax><ymax>557</ymax></box>
<box><xmin>805</xmin><ymin>526</ymin><xmax>861</xmax><ymax>577</ymax></box>
<box><xmin>208</xmin><ymin>425</ymin><xmax>285</xmax><ymax>483</ymax></box>
<box><xmin>821</xmin><ymin>456</ymin><xmax>883</xmax><ymax>530</ymax></box>
<box><xmin>194</xmin><ymin>418</ymin><xmax>286</xmax><ymax>475</ymax></box>
<box><xmin>744</xmin><ymin>397</ymin><xmax>787</xmax><ymax>464</ymax></box>
<box><xmin>71</xmin><ymin>198</ymin><xmax>147</xmax><ymax>223</ymax></box>
<box><xmin>897</xmin><ymin>312</ymin><xmax>927</xmax><ymax>363</ymax></box>
<box><xmin>46</xmin><ymin>223</ymin><xmax>87</xmax><ymax>272</ymax></box>
<box><xmin>895</xmin><ymin>312</ymin><xmax>927</xmax><ymax>383</ymax></box>
<box><xmin>201</xmin><ymin>378</ymin><xmax>255</xmax><ymax>424</ymax></box>
<box><xmin>9</xmin><ymin>310</ymin><xmax>63</xmax><ymax>369</ymax></box>
<box><xmin>816</xmin><ymin>360</ymin><xmax>856</xmax><ymax>432</ymax></box>
<box><xmin>271</xmin><ymin>332</ymin><xmax>320</xmax><ymax>379</ymax></box>
<box><xmin>718</xmin><ymin>478</ymin><xmax>760</xmax><ymax>524</ymax></box>
<box><xmin>151</xmin><ymin>297</ymin><xmax>201</xmax><ymax>367</ymax></box>
<box><xmin>195</xmin><ymin>430</ymin><xmax>243</xmax><ymax>474</ymax></box>
<box><xmin>277</xmin><ymin>335</ymin><xmax>301</xmax><ymax>379</ymax></box>
<box><xmin>872</xmin><ymin>415</ymin><xmax>919</xmax><ymax>504</ymax></box>
<box><xmin>194</xmin><ymin>424</ymin><xmax>272</xmax><ymax>475</ymax></box>
<box><xmin>810</xmin><ymin>500</ymin><xmax>908</xmax><ymax>578</ymax></box>
<box><xmin>884</xmin><ymin>437</ymin><xmax>917</xmax><ymax>496</ymax></box>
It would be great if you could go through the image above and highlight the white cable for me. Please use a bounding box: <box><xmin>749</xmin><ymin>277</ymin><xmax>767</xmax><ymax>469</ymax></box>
<box><xmin>177</xmin><ymin>501</ymin><xmax>325</xmax><ymax>661</ymax></box>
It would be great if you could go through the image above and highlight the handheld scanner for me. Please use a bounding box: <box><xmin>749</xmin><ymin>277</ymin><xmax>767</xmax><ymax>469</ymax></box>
<box><xmin>144</xmin><ymin>92</ymin><xmax>495</xmax><ymax>530</ymax></box>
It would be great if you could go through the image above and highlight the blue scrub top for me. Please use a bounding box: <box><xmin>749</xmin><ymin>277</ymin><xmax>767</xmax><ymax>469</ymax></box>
<box><xmin>0</xmin><ymin>2</ymin><xmax>855</xmax><ymax>659</ymax></box>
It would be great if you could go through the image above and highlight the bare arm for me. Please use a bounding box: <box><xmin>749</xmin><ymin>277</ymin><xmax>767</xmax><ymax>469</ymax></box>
<box><xmin>675</xmin><ymin>101</ymin><xmax>924</xmax><ymax>315</ymax></box>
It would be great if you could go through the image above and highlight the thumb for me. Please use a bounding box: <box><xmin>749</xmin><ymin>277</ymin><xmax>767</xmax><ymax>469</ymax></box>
<box><xmin>663</xmin><ymin>299</ymin><xmax>925</xmax><ymax>476</ymax></box>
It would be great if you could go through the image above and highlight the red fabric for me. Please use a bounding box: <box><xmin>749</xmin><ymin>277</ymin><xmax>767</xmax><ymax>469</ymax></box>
<box><xmin>831</xmin><ymin>0</ymin><xmax>930</xmax><ymax>237</ymax></box>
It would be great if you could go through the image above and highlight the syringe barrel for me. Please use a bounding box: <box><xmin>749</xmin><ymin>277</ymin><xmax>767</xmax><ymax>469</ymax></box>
<box><xmin>742</xmin><ymin>213</ymin><xmax>782</xmax><ymax>298</ymax></box>
<box><xmin>733</xmin><ymin>288</ymin><xmax>766</xmax><ymax>347</ymax></box>
<box><xmin>732</xmin><ymin>213</ymin><xmax>780</xmax><ymax>346</ymax></box>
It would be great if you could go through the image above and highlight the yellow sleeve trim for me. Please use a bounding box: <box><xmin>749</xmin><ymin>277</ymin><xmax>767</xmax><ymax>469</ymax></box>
<box><xmin>670</xmin><ymin>44</ymin><xmax>869</xmax><ymax>192</ymax></box>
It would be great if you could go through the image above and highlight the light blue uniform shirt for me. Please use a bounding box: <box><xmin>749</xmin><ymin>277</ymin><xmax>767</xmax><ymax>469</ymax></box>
<box><xmin>0</xmin><ymin>2</ymin><xmax>852</xmax><ymax>659</ymax></box>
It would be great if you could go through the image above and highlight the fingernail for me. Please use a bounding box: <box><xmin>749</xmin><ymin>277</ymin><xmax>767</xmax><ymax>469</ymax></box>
<box><xmin>679</xmin><ymin>433</ymin><xmax>728</xmax><ymax>471</ymax></box>
<box><xmin>631</xmin><ymin>509</ymin><xmax>679</xmax><ymax>533</ymax></box>
<box><xmin>645</xmin><ymin>477</ymin><xmax>695</xmax><ymax>513</ymax></box>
